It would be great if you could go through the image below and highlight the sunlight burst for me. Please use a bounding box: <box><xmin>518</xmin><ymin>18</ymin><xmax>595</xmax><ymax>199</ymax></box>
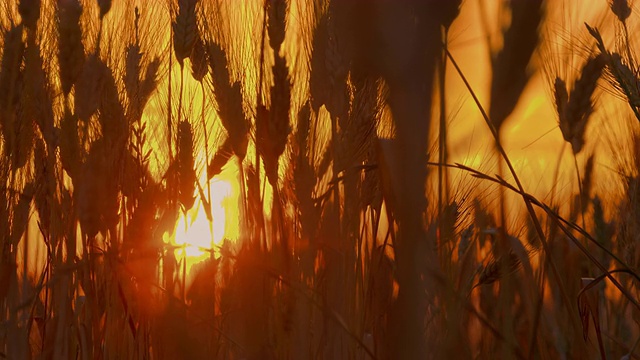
<box><xmin>170</xmin><ymin>179</ymin><xmax>233</xmax><ymax>261</ymax></box>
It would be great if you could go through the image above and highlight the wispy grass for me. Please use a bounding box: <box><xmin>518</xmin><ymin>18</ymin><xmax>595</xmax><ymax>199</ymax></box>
<box><xmin>1</xmin><ymin>0</ymin><xmax>640</xmax><ymax>358</ymax></box>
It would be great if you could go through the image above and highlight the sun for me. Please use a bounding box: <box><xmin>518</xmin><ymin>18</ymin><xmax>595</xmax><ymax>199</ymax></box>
<box><xmin>168</xmin><ymin>177</ymin><xmax>236</xmax><ymax>264</ymax></box>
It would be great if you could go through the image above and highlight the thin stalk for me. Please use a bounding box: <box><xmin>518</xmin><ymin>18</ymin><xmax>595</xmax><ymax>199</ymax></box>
<box><xmin>167</xmin><ymin>28</ymin><xmax>174</xmax><ymax>162</ymax></box>
<box><xmin>438</xmin><ymin>28</ymin><xmax>449</xmax><ymax>258</ymax></box>
<box><xmin>200</xmin><ymin>83</ymin><xmax>215</xmax><ymax>252</ymax></box>
<box><xmin>549</xmin><ymin>142</ymin><xmax>567</xmax><ymax>203</ymax></box>
<box><xmin>573</xmin><ymin>154</ymin><xmax>586</xmax><ymax>231</ymax></box>
<box><xmin>255</xmin><ymin>0</ymin><xmax>269</xmax><ymax>250</ymax></box>
<box><xmin>445</xmin><ymin>48</ymin><xmax>582</xmax><ymax>333</ymax></box>
<box><xmin>434</xmin><ymin>160</ymin><xmax>640</xmax><ymax>310</ymax></box>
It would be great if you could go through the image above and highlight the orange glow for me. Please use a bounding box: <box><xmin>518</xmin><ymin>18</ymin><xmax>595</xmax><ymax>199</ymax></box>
<box><xmin>164</xmin><ymin>167</ymin><xmax>240</xmax><ymax>268</ymax></box>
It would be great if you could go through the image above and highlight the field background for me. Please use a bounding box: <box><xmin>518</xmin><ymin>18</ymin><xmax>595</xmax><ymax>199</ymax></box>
<box><xmin>1</xmin><ymin>0</ymin><xmax>639</xmax><ymax>359</ymax></box>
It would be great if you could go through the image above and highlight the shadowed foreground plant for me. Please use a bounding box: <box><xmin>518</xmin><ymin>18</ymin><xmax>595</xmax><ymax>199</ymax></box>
<box><xmin>2</xmin><ymin>1</ymin><xmax>640</xmax><ymax>359</ymax></box>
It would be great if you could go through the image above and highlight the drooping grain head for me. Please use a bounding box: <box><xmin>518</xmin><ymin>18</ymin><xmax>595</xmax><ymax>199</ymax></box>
<box><xmin>609</xmin><ymin>53</ymin><xmax>640</xmax><ymax>113</ymax></box>
<box><xmin>0</xmin><ymin>25</ymin><xmax>25</xmax><ymax>112</ymax></box>
<box><xmin>267</xmin><ymin>0</ymin><xmax>287</xmax><ymax>52</ymax></box>
<box><xmin>100</xmin><ymin>78</ymin><xmax>127</xmax><ymax>147</ymax></box>
<box><xmin>610</xmin><ymin>0</ymin><xmax>631</xmax><ymax>24</ymax></box>
<box><xmin>561</xmin><ymin>54</ymin><xmax>605</xmax><ymax>154</ymax></box>
<box><xmin>431</xmin><ymin>0</ymin><xmax>462</xmax><ymax>31</ymax></box>
<box><xmin>97</xmin><ymin>0</ymin><xmax>112</xmax><ymax>19</ymax></box>
<box><xmin>18</xmin><ymin>0</ymin><xmax>41</xmax><ymax>30</ymax></box>
<box><xmin>489</xmin><ymin>0</ymin><xmax>543</xmax><ymax>131</ymax></box>
<box><xmin>554</xmin><ymin>77</ymin><xmax>568</xmax><ymax>122</ymax></box>
<box><xmin>23</xmin><ymin>35</ymin><xmax>54</xmax><ymax>147</ymax></box>
<box><xmin>173</xmin><ymin>0</ymin><xmax>198</xmax><ymax>66</ymax></box>
<box><xmin>130</xmin><ymin>56</ymin><xmax>161</xmax><ymax>124</ymax></box>
<box><xmin>323</xmin><ymin>13</ymin><xmax>350</xmax><ymax>119</ymax></box>
<box><xmin>206</xmin><ymin>40</ymin><xmax>249</xmax><ymax>159</ymax></box>
<box><xmin>309</xmin><ymin>13</ymin><xmax>328</xmax><ymax>112</ymax></box>
<box><xmin>336</xmin><ymin>78</ymin><xmax>378</xmax><ymax>173</ymax></box>
<box><xmin>189</xmin><ymin>32</ymin><xmax>208</xmax><ymax>82</ymax></box>
<box><xmin>258</xmin><ymin>53</ymin><xmax>291</xmax><ymax>186</ymax></box>
<box><xmin>0</xmin><ymin>25</ymin><xmax>25</xmax><ymax>163</ymax></box>
<box><xmin>207</xmin><ymin>137</ymin><xmax>232</xmax><ymax>180</ymax></box>
<box><xmin>292</xmin><ymin>102</ymin><xmax>319</xmax><ymax>241</ymax></box>
<box><xmin>476</xmin><ymin>251</ymin><xmax>522</xmax><ymax>287</ymax></box>
<box><xmin>74</xmin><ymin>54</ymin><xmax>102</xmax><ymax>122</ymax></box>
<box><xmin>206</xmin><ymin>40</ymin><xmax>231</xmax><ymax>96</ymax></box>
<box><xmin>124</xmin><ymin>44</ymin><xmax>142</xmax><ymax>101</ymax></box>
<box><xmin>587</xmin><ymin>24</ymin><xmax>640</xmax><ymax>122</ymax></box>
<box><xmin>15</xmin><ymin>68</ymin><xmax>36</xmax><ymax>171</ymax></box>
<box><xmin>56</xmin><ymin>0</ymin><xmax>85</xmax><ymax>96</ymax></box>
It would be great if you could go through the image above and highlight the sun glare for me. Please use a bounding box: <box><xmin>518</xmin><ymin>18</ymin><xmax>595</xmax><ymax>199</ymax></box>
<box><xmin>168</xmin><ymin>178</ymin><xmax>235</xmax><ymax>264</ymax></box>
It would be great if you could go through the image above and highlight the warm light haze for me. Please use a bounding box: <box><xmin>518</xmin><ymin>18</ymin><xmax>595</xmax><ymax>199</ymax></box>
<box><xmin>2</xmin><ymin>0</ymin><xmax>640</xmax><ymax>358</ymax></box>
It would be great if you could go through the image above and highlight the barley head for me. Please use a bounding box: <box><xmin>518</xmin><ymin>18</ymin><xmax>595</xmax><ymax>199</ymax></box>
<box><xmin>56</xmin><ymin>0</ymin><xmax>85</xmax><ymax>96</ymax></box>
<box><xmin>18</xmin><ymin>0</ymin><xmax>41</xmax><ymax>30</ymax></box>
<box><xmin>173</xmin><ymin>0</ymin><xmax>198</xmax><ymax>66</ymax></box>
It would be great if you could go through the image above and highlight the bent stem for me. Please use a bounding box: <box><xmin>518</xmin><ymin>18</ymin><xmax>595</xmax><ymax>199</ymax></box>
<box><xmin>445</xmin><ymin>47</ymin><xmax>582</xmax><ymax>341</ymax></box>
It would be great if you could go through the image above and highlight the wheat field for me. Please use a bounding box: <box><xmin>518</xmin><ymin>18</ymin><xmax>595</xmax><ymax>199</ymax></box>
<box><xmin>1</xmin><ymin>0</ymin><xmax>640</xmax><ymax>359</ymax></box>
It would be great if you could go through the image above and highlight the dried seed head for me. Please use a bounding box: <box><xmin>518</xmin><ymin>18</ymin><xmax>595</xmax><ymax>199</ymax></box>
<box><xmin>23</xmin><ymin>36</ymin><xmax>54</xmax><ymax>146</ymax></box>
<box><xmin>292</xmin><ymin>102</ymin><xmax>319</xmax><ymax>240</ymax></box>
<box><xmin>309</xmin><ymin>14</ymin><xmax>328</xmax><ymax>112</ymax></box>
<box><xmin>0</xmin><ymin>25</ymin><xmax>25</xmax><ymax>165</ymax></box>
<box><xmin>257</xmin><ymin>54</ymin><xmax>291</xmax><ymax>185</ymax></box>
<box><xmin>99</xmin><ymin>64</ymin><xmax>126</xmax><ymax>145</ymax></box>
<box><xmin>432</xmin><ymin>0</ymin><xmax>462</xmax><ymax>30</ymax></box>
<box><xmin>0</xmin><ymin>25</ymin><xmax>25</xmax><ymax>112</ymax></box>
<box><xmin>57</xmin><ymin>0</ymin><xmax>85</xmax><ymax>95</ymax></box>
<box><xmin>124</xmin><ymin>44</ymin><xmax>142</xmax><ymax>101</ymax></box>
<box><xmin>560</xmin><ymin>54</ymin><xmax>605</xmax><ymax>154</ymax></box>
<box><xmin>610</xmin><ymin>0</ymin><xmax>632</xmax><ymax>24</ymax></box>
<box><xmin>207</xmin><ymin>40</ymin><xmax>249</xmax><ymax>159</ymax></box>
<box><xmin>476</xmin><ymin>252</ymin><xmax>522</xmax><ymax>287</ymax></box>
<box><xmin>553</xmin><ymin>77</ymin><xmax>568</xmax><ymax>123</ymax></box>
<box><xmin>74</xmin><ymin>55</ymin><xmax>102</xmax><ymax>122</ymax></box>
<box><xmin>97</xmin><ymin>0</ymin><xmax>112</xmax><ymax>18</ymax></box>
<box><xmin>324</xmin><ymin>15</ymin><xmax>349</xmax><ymax>118</ymax></box>
<box><xmin>489</xmin><ymin>0</ymin><xmax>543</xmax><ymax>130</ymax></box>
<box><xmin>267</xmin><ymin>0</ymin><xmax>287</xmax><ymax>52</ymax></box>
<box><xmin>207</xmin><ymin>40</ymin><xmax>231</xmax><ymax>92</ymax></box>
<box><xmin>207</xmin><ymin>137</ymin><xmax>233</xmax><ymax>180</ymax></box>
<box><xmin>173</xmin><ymin>0</ymin><xmax>198</xmax><ymax>66</ymax></box>
<box><xmin>19</xmin><ymin>0</ymin><xmax>41</xmax><ymax>30</ymax></box>
<box><xmin>610</xmin><ymin>53</ymin><xmax>640</xmax><ymax>109</ymax></box>
<box><xmin>336</xmin><ymin>79</ymin><xmax>378</xmax><ymax>172</ymax></box>
<box><xmin>141</xmin><ymin>57</ymin><xmax>160</xmax><ymax>97</ymax></box>
<box><xmin>15</xmin><ymin>75</ymin><xmax>36</xmax><ymax>170</ymax></box>
<box><xmin>190</xmin><ymin>33</ymin><xmax>208</xmax><ymax>82</ymax></box>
